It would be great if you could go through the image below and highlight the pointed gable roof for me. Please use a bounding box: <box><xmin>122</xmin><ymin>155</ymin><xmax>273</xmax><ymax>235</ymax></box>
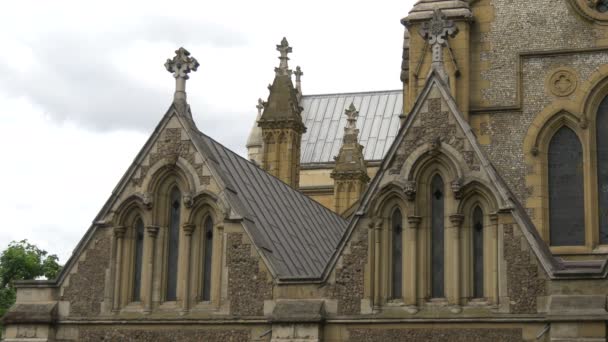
<box><xmin>321</xmin><ymin>69</ymin><xmax>608</xmax><ymax>281</ymax></box>
<box><xmin>48</xmin><ymin>98</ymin><xmax>347</xmax><ymax>287</ymax></box>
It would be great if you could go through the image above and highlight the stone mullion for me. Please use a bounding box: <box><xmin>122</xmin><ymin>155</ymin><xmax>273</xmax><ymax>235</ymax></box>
<box><xmin>373</xmin><ymin>220</ymin><xmax>382</xmax><ymax>311</ymax></box>
<box><xmin>143</xmin><ymin>225</ymin><xmax>159</xmax><ymax>313</ymax></box>
<box><xmin>487</xmin><ymin>213</ymin><xmax>499</xmax><ymax>304</ymax></box>
<box><xmin>181</xmin><ymin>223</ymin><xmax>195</xmax><ymax>313</ymax></box>
<box><xmin>405</xmin><ymin>216</ymin><xmax>421</xmax><ymax>311</ymax></box>
<box><xmin>112</xmin><ymin>226</ymin><xmax>126</xmax><ymax>313</ymax></box>
<box><xmin>448</xmin><ymin>214</ymin><xmax>464</xmax><ymax>311</ymax></box>
<box><xmin>213</xmin><ymin>224</ymin><xmax>224</xmax><ymax>308</ymax></box>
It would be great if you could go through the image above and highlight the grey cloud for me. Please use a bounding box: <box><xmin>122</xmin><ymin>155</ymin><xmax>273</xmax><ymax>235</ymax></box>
<box><xmin>0</xmin><ymin>17</ymin><xmax>248</xmax><ymax>132</ymax></box>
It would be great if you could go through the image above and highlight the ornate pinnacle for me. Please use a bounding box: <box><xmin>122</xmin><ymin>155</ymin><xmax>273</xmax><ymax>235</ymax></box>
<box><xmin>256</xmin><ymin>98</ymin><xmax>264</xmax><ymax>116</ymax></box>
<box><xmin>295</xmin><ymin>66</ymin><xmax>303</xmax><ymax>98</ymax></box>
<box><xmin>419</xmin><ymin>10</ymin><xmax>458</xmax><ymax>80</ymax></box>
<box><xmin>343</xmin><ymin>103</ymin><xmax>360</xmax><ymax>142</ymax></box>
<box><xmin>275</xmin><ymin>37</ymin><xmax>292</xmax><ymax>76</ymax></box>
<box><xmin>165</xmin><ymin>47</ymin><xmax>199</xmax><ymax>101</ymax></box>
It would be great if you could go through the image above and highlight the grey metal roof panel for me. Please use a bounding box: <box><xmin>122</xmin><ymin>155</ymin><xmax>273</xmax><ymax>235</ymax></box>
<box><xmin>299</xmin><ymin>90</ymin><xmax>403</xmax><ymax>164</ymax></box>
<box><xmin>193</xmin><ymin>132</ymin><xmax>348</xmax><ymax>280</ymax></box>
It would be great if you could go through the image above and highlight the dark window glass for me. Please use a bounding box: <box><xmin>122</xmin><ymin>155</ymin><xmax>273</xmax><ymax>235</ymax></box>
<box><xmin>431</xmin><ymin>175</ymin><xmax>445</xmax><ymax>298</ymax></box>
<box><xmin>597</xmin><ymin>97</ymin><xmax>608</xmax><ymax>244</ymax></box>
<box><xmin>202</xmin><ymin>216</ymin><xmax>214</xmax><ymax>301</ymax></box>
<box><xmin>548</xmin><ymin>127</ymin><xmax>585</xmax><ymax>246</ymax></box>
<box><xmin>472</xmin><ymin>206</ymin><xmax>484</xmax><ymax>299</ymax></box>
<box><xmin>166</xmin><ymin>187</ymin><xmax>181</xmax><ymax>301</ymax></box>
<box><xmin>133</xmin><ymin>218</ymin><xmax>144</xmax><ymax>301</ymax></box>
<box><xmin>391</xmin><ymin>209</ymin><xmax>403</xmax><ymax>299</ymax></box>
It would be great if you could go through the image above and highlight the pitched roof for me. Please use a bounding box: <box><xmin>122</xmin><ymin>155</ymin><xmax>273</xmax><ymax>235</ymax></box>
<box><xmin>300</xmin><ymin>90</ymin><xmax>403</xmax><ymax>164</ymax></box>
<box><xmin>190</xmin><ymin>126</ymin><xmax>349</xmax><ymax>281</ymax></box>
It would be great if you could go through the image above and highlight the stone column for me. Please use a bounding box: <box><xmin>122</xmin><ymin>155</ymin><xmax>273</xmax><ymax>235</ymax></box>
<box><xmin>405</xmin><ymin>216</ymin><xmax>421</xmax><ymax>311</ymax></box>
<box><xmin>488</xmin><ymin>213</ymin><xmax>499</xmax><ymax>304</ymax></box>
<box><xmin>181</xmin><ymin>223</ymin><xmax>195</xmax><ymax>313</ymax></box>
<box><xmin>143</xmin><ymin>225</ymin><xmax>159</xmax><ymax>313</ymax></box>
<box><xmin>448</xmin><ymin>214</ymin><xmax>464</xmax><ymax>312</ymax></box>
<box><xmin>112</xmin><ymin>226</ymin><xmax>126</xmax><ymax>313</ymax></box>
<box><xmin>373</xmin><ymin>220</ymin><xmax>382</xmax><ymax>311</ymax></box>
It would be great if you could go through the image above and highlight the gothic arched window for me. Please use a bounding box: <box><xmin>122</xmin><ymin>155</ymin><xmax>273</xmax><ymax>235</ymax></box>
<box><xmin>431</xmin><ymin>174</ymin><xmax>445</xmax><ymax>298</ymax></box>
<box><xmin>391</xmin><ymin>208</ymin><xmax>403</xmax><ymax>299</ymax></box>
<box><xmin>166</xmin><ymin>187</ymin><xmax>181</xmax><ymax>301</ymax></box>
<box><xmin>548</xmin><ymin>127</ymin><xmax>585</xmax><ymax>246</ymax></box>
<box><xmin>472</xmin><ymin>206</ymin><xmax>484</xmax><ymax>299</ymax></box>
<box><xmin>597</xmin><ymin>96</ymin><xmax>608</xmax><ymax>244</ymax></box>
<box><xmin>201</xmin><ymin>216</ymin><xmax>214</xmax><ymax>301</ymax></box>
<box><xmin>132</xmin><ymin>218</ymin><xmax>144</xmax><ymax>301</ymax></box>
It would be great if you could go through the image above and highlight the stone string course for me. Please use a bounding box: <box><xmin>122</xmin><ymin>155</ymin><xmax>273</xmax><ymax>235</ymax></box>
<box><xmin>481</xmin><ymin>0</ymin><xmax>596</xmax><ymax>107</ymax></box>
<box><xmin>330</xmin><ymin>227</ymin><xmax>368</xmax><ymax>315</ymax></box>
<box><xmin>227</xmin><ymin>232</ymin><xmax>272</xmax><ymax>317</ymax></box>
<box><xmin>79</xmin><ymin>327</ymin><xmax>250</xmax><ymax>341</ymax></box>
<box><xmin>483</xmin><ymin>52</ymin><xmax>608</xmax><ymax>203</ymax></box>
<box><xmin>503</xmin><ymin>224</ymin><xmax>546</xmax><ymax>314</ymax></box>
<box><xmin>348</xmin><ymin>328</ymin><xmax>523</xmax><ymax>341</ymax></box>
<box><xmin>62</xmin><ymin>231</ymin><xmax>111</xmax><ymax>317</ymax></box>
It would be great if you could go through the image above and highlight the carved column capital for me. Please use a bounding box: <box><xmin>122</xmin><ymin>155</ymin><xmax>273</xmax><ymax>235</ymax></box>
<box><xmin>407</xmin><ymin>215</ymin><xmax>422</xmax><ymax>228</ymax></box>
<box><xmin>404</xmin><ymin>180</ymin><xmax>416</xmax><ymax>201</ymax></box>
<box><xmin>146</xmin><ymin>225</ymin><xmax>160</xmax><ymax>238</ymax></box>
<box><xmin>489</xmin><ymin>212</ymin><xmax>499</xmax><ymax>224</ymax></box>
<box><xmin>113</xmin><ymin>226</ymin><xmax>127</xmax><ymax>238</ymax></box>
<box><xmin>449</xmin><ymin>214</ymin><xmax>465</xmax><ymax>228</ymax></box>
<box><xmin>182</xmin><ymin>223</ymin><xmax>196</xmax><ymax>236</ymax></box>
<box><xmin>451</xmin><ymin>178</ymin><xmax>464</xmax><ymax>200</ymax></box>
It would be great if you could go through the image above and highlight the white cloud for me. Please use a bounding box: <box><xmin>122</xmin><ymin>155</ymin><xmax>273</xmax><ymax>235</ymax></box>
<box><xmin>0</xmin><ymin>0</ymin><xmax>416</xmax><ymax>263</ymax></box>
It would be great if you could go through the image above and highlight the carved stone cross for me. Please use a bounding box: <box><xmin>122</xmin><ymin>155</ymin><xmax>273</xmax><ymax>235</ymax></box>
<box><xmin>165</xmin><ymin>47</ymin><xmax>199</xmax><ymax>101</ymax></box>
<box><xmin>419</xmin><ymin>10</ymin><xmax>458</xmax><ymax>80</ymax></box>
<box><xmin>275</xmin><ymin>37</ymin><xmax>292</xmax><ymax>76</ymax></box>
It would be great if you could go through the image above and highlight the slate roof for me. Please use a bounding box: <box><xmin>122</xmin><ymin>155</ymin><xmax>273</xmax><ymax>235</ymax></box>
<box><xmin>192</xmin><ymin>131</ymin><xmax>348</xmax><ymax>281</ymax></box>
<box><xmin>300</xmin><ymin>90</ymin><xmax>403</xmax><ymax>164</ymax></box>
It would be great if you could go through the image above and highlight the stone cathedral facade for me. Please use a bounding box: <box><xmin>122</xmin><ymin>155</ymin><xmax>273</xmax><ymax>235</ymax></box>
<box><xmin>5</xmin><ymin>0</ymin><xmax>608</xmax><ymax>341</ymax></box>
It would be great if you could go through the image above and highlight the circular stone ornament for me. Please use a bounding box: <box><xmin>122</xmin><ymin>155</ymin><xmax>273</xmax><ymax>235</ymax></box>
<box><xmin>547</xmin><ymin>68</ymin><xmax>578</xmax><ymax>97</ymax></box>
<box><xmin>570</xmin><ymin>0</ymin><xmax>608</xmax><ymax>23</ymax></box>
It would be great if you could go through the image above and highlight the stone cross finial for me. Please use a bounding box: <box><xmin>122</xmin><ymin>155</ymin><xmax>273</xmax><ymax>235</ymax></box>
<box><xmin>165</xmin><ymin>47</ymin><xmax>199</xmax><ymax>101</ymax></box>
<box><xmin>256</xmin><ymin>98</ymin><xmax>264</xmax><ymax>116</ymax></box>
<box><xmin>275</xmin><ymin>37</ymin><xmax>292</xmax><ymax>76</ymax></box>
<box><xmin>419</xmin><ymin>10</ymin><xmax>458</xmax><ymax>80</ymax></box>
<box><xmin>345</xmin><ymin>103</ymin><xmax>358</xmax><ymax>130</ymax></box>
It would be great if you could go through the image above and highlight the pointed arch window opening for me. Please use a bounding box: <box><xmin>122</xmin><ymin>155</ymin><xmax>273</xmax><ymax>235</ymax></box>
<box><xmin>132</xmin><ymin>218</ymin><xmax>145</xmax><ymax>302</ymax></box>
<box><xmin>597</xmin><ymin>96</ymin><xmax>608</xmax><ymax>244</ymax></box>
<box><xmin>548</xmin><ymin>126</ymin><xmax>585</xmax><ymax>246</ymax></box>
<box><xmin>472</xmin><ymin>206</ymin><xmax>484</xmax><ymax>299</ymax></box>
<box><xmin>391</xmin><ymin>208</ymin><xmax>403</xmax><ymax>300</ymax></box>
<box><xmin>166</xmin><ymin>187</ymin><xmax>181</xmax><ymax>301</ymax></box>
<box><xmin>201</xmin><ymin>216</ymin><xmax>214</xmax><ymax>301</ymax></box>
<box><xmin>430</xmin><ymin>174</ymin><xmax>445</xmax><ymax>299</ymax></box>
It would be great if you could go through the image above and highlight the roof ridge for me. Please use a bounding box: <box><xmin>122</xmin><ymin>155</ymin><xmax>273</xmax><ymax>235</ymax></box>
<box><xmin>302</xmin><ymin>89</ymin><xmax>402</xmax><ymax>98</ymax></box>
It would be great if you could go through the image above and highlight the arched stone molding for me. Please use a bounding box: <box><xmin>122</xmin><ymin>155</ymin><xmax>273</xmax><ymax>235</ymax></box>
<box><xmin>367</xmin><ymin>193</ymin><xmax>408</xmax><ymax>310</ymax></box>
<box><xmin>114</xmin><ymin>194</ymin><xmax>152</xmax><ymax>227</ymax></box>
<box><xmin>368</xmin><ymin>181</ymin><xmax>409</xmax><ymax>217</ymax></box>
<box><xmin>524</xmin><ymin>107</ymin><xmax>593</xmax><ymax>252</ymax></box>
<box><xmin>457</xmin><ymin>182</ymin><xmax>499</xmax><ymax>305</ymax></box>
<box><xmin>181</xmin><ymin>193</ymin><xmax>224</xmax><ymax>312</ymax></box>
<box><xmin>400</xmin><ymin>142</ymin><xmax>466</xmax><ymax>183</ymax></box>
<box><xmin>143</xmin><ymin>158</ymin><xmax>198</xmax><ymax>197</ymax></box>
<box><xmin>110</xmin><ymin>200</ymin><xmax>147</xmax><ymax>312</ymax></box>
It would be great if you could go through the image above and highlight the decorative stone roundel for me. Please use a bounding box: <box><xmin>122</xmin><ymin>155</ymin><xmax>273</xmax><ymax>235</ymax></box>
<box><xmin>570</xmin><ymin>0</ymin><xmax>608</xmax><ymax>23</ymax></box>
<box><xmin>547</xmin><ymin>68</ymin><xmax>578</xmax><ymax>97</ymax></box>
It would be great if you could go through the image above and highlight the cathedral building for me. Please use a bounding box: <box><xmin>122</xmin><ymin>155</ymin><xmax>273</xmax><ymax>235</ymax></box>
<box><xmin>5</xmin><ymin>0</ymin><xmax>608</xmax><ymax>341</ymax></box>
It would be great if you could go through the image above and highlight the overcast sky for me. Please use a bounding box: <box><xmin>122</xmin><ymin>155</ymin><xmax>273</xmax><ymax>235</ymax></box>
<box><xmin>0</xmin><ymin>0</ymin><xmax>416</xmax><ymax>263</ymax></box>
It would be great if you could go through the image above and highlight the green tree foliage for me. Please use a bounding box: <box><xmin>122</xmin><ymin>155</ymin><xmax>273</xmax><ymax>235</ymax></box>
<box><xmin>0</xmin><ymin>240</ymin><xmax>62</xmax><ymax>319</ymax></box>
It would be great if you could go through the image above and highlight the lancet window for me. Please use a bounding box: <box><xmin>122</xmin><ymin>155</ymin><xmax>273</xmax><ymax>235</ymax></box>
<box><xmin>430</xmin><ymin>174</ymin><xmax>445</xmax><ymax>299</ymax></box>
<box><xmin>201</xmin><ymin>216</ymin><xmax>214</xmax><ymax>301</ymax></box>
<box><xmin>391</xmin><ymin>208</ymin><xmax>403</xmax><ymax>299</ymax></box>
<box><xmin>166</xmin><ymin>187</ymin><xmax>181</xmax><ymax>301</ymax></box>
<box><xmin>132</xmin><ymin>218</ymin><xmax>145</xmax><ymax>301</ymax></box>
